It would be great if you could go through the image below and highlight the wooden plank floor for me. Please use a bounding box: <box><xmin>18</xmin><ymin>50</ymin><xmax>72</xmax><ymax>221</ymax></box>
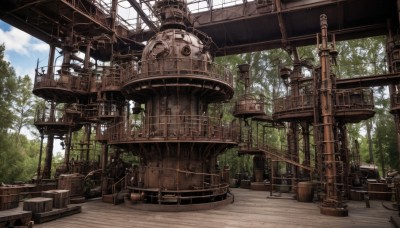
<box><xmin>35</xmin><ymin>189</ymin><xmax>394</xmax><ymax>228</ymax></box>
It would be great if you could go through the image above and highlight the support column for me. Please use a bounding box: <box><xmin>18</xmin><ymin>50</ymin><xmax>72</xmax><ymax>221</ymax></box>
<box><xmin>101</xmin><ymin>143</ymin><xmax>109</xmax><ymax>195</ymax></box>
<box><xmin>318</xmin><ymin>14</ymin><xmax>347</xmax><ymax>216</ymax></box>
<box><xmin>288</xmin><ymin>123</ymin><xmax>299</xmax><ymax>193</ymax></box>
<box><xmin>47</xmin><ymin>44</ymin><xmax>56</xmax><ymax>78</ymax></box>
<box><xmin>65</xmin><ymin>128</ymin><xmax>72</xmax><ymax>172</ymax></box>
<box><xmin>42</xmin><ymin>102</ymin><xmax>56</xmax><ymax>179</ymax></box>
<box><xmin>302</xmin><ymin>122</ymin><xmax>311</xmax><ymax>173</ymax></box>
<box><xmin>36</xmin><ymin>134</ymin><xmax>44</xmax><ymax>181</ymax></box>
<box><xmin>85</xmin><ymin>124</ymin><xmax>91</xmax><ymax>161</ymax></box>
<box><xmin>387</xmin><ymin>31</ymin><xmax>400</xmax><ymax>172</ymax></box>
<box><xmin>338</xmin><ymin>123</ymin><xmax>350</xmax><ymax>197</ymax></box>
<box><xmin>253</xmin><ymin>155</ymin><xmax>265</xmax><ymax>183</ymax></box>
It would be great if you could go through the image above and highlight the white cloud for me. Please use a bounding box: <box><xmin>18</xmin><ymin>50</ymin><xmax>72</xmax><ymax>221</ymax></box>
<box><xmin>32</xmin><ymin>42</ymin><xmax>49</xmax><ymax>52</ymax></box>
<box><xmin>0</xmin><ymin>26</ymin><xmax>48</xmax><ymax>55</ymax></box>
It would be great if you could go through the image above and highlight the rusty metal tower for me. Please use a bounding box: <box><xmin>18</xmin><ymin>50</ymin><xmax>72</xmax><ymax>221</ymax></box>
<box><xmin>111</xmin><ymin>0</ymin><xmax>237</xmax><ymax>210</ymax></box>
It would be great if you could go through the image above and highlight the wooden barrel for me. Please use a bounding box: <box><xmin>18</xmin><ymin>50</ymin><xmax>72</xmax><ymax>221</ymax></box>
<box><xmin>297</xmin><ymin>181</ymin><xmax>314</xmax><ymax>202</ymax></box>
<box><xmin>130</xmin><ymin>193</ymin><xmax>141</xmax><ymax>202</ymax></box>
<box><xmin>23</xmin><ymin>197</ymin><xmax>53</xmax><ymax>213</ymax></box>
<box><xmin>0</xmin><ymin>194</ymin><xmax>19</xmax><ymax>210</ymax></box>
<box><xmin>42</xmin><ymin>190</ymin><xmax>70</xmax><ymax>208</ymax></box>
<box><xmin>58</xmin><ymin>174</ymin><xmax>84</xmax><ymax>197</ymax></box>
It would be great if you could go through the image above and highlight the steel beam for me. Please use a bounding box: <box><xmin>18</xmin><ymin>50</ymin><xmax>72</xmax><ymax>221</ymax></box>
<box><xmin>127</xmin><ymin>0</ymin><xmax>158</xmax><ymax>32</ymax></box>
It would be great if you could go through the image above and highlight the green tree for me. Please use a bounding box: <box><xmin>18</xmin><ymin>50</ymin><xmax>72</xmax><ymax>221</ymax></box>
<box><xmin>0</xmin><ymin>44</ymin><xmax>17</xmax><ymax>132</ymax></box>
<box><xmin>13</xmin><ymin>75</ymin><xmax>35</xmax><ymax>144</ymax></box>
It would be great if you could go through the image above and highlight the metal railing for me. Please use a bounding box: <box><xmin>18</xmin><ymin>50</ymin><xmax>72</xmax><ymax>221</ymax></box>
<box><xmin>233</xmin><ymin>94</ymin><xmax>265</xmax><ymax>115</ymax></box>
<box><xmin>335</xmin><ymin>88</ymin><xmax>374</xmax><ymax>110</ymax></box>
<box><xmin>34</xmin><ymin>106</ymin><xmax>75</xmax><ymax>125</ymax></box>
<box><xmin>273</xmin><ymin>93</ymin><xmax>314</xmax><ymax>114</ymax></box>
<box><xmin>123</xmin><ymin>58</ymin><xmax>234</xmax><ymax>87</ymax></box>
<box><xmin>34</xmin><ymin>65</ymin><xmax>90</xmax><ymax>92</ymax></box>
<box><xmin>96</xmin><ymin>64</ymin><xmax>137</xmax><ymax>90</ymax></box>
<box><xmin>109</xmin><ymin>114</ymin><xmax>238</xmax><ymax>142</ymax></box>
<box><xmin>112</xmin><ymin>175</ymin><xmax>126</xmax><ymax>199</ymax></box>
<box><xmin>273</xmin><ymin>88</ymin><xmax>374</xmax><ymax>115</ymax></box>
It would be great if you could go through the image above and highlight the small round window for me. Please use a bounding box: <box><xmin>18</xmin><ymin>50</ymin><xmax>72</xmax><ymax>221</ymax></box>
<box><xmin>181</xmin><ymin>45</ymin><xmax>191</xmax><ymax>56</ymax></box>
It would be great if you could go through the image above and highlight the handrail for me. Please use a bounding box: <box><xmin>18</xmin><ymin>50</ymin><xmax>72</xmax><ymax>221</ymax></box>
<box><xmin>111</xmin><ymin>175</ymin><xmax>126</xmax><ymax>195</ymax></box>
<box><xmin>335</xmin><ymin>88</ymin><xmax>374</xmax><ymax>109</ymax></box>
<box><xmin>240</xmin><ymin>142</ymin><xmax>313</xmax><ymax>172</ymax></box>
<box><xmin>273</xmin><ymin>88</ymin><xmax>374</xmax><ymax>114</ymax></box>
<box><xmin>259</xmin><ymin>147</ymin><xmax>313</xmax><ymax>172</ymax></box>
<box><xmin>233</xmin><ymin>95</ymin><xmax>265</xmax><ymax>114</ymax></box>
<box><xmin>122</xmin><ymin>57</ymin><xmax>233</xmax><ymax>87</ymax></box>
<box><xmin>273</xmin><ymin>94</ymin><xmax>314</xmax><ymax>114</ymax></box>
<box><xmin>108</xmin><ymin>114</ymin><xmax>238</xmax><ymax>142</ymax></box>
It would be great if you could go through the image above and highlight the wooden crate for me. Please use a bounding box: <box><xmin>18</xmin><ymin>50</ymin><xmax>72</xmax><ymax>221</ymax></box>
<box><xmin>42</xmin><ymin>190</ymin><xmax>70</xmax><ymax>208</ymax></box>
<box><xmin>368</xmin><ymin>182</ymin><xmax>391</xmax><ymax>200</ymax></box>
<box><xmin>58</xmin><ymin>174</ymin><xmax>84</xmax><ymax>197</ymax></box>
<box><xmin>23</xmin><ymin>197</ymin><xmax>53</xmax><ymax>213</ymax></box>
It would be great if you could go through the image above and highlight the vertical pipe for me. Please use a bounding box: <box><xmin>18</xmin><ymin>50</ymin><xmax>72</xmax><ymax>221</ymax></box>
<box><xmin>47</xmin><ymin>44</ymin><xmax>56</xmax><ymax>78</ymax></box>
<box><xmin>36</xmin><ymin>134</ymin><xmax>44</xmax><ymax>180</ymax></box>
<box><xmin>65</xmin><ymin>127</ymin><xmax>72</xmax><ymax>172</ymax></box>
<box><xmin>86</xmin><ymin>124</ymin><xmax>91</xmax><ymax>161</ymax></box>
<box><xmin>319</xmin><ymin>14</ymin><xmax>337</xmax><ymax>201</ymax></box>
<box><xmin>302</xmin><ymin>123</ymin><xmax>310</xmax><ymax>168</ymax></box>
<box><xmin>43</xmin><ymin>102</ymin><xmax>56</xmax><ymax>179</ymax></box>
<box><xmin>101</xmin><ymin>142</ymin><xmax>109</xmax><ymax>195</ymax></box>
<box><xmin>101</xmin><ymin>143</ymin><xmax>109</xmax><ymax>172</ymax></box>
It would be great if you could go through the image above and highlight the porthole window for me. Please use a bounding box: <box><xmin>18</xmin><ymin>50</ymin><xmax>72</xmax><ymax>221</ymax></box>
<box><xmin>181</xmin><ymin>45</ymin><xmax>191</xmax><ymax>56</ymax></box>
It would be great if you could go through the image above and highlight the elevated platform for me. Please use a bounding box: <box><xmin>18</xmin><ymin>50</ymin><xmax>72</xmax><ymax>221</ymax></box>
<box><xmin>273</xmin><ymin>88</ymin><xmax>375</xmax><ymax>122</ymax></box>
<box><xmin>1</xmin><ymin>0</ymin><xmax>144</xmax><ymax>61</ymax></box>
<box><xmin>121</xmin><ymin>60</ymin><xmax>234</xmax><ymax>103</ymax></box>
<box><xmin>32</xmin><ymin>189</ymin><xmax>392</xmax><ymax>228</ymax></box>
<box><xmin>33</xmin><ymin>72</ymin><xmax>88</xmax><ymax>103</ymax></box>
<box><xmin>233</xmin><ymin>94</ymin><xmax>265</xmax><ymax>118</ymax></box>
<box><xmin>0</xmin><ymin>208</ymin><xmax>32</xmax><ymax>228</ymax></box>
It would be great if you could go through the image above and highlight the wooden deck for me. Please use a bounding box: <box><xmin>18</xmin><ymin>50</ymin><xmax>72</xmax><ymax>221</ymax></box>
<box><xmin>35</xmin><ymin>189</ymin><xmax>394</xmax><ymax>228</ymax></box>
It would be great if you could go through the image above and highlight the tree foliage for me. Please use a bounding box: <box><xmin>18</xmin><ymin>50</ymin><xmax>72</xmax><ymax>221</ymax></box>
<box><xmin>0</xmin><ymin>44</ymin><xmax>42</xmax><ymax>183</ymax></box>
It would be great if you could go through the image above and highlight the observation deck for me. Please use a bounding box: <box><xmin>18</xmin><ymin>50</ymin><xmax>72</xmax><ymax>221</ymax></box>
<box><xmin>272</xmin><ymin>94</ymin><xmax>314</xmax><ymax>121</ymax></box>
<box><xmin>33</xmin><ymin>65</ymin><xmax>90</xmax><ymax>103</ymax></box>
<box><xmin>121</xmin><ymin>58</ymin><xmax>234</xmax><ymax>103</ymax></box>
<box><xmin>233</xmin><ymin>94</ymin><xmax>265</xmax><ymax>119</ymax></box>
<box><xmin>34</xmin><ymin>105</ymin><xmax>83</xmax><ymax>136</ymax></box>
<box><xmin>335</xmin><ymin>88</ymin><xmax>375</xmax><ymax>123</ymax></box>
<box><xmin>273</xmin><ymin>88</ymin><xmax>375</xmax><ymax>122</ymax></box>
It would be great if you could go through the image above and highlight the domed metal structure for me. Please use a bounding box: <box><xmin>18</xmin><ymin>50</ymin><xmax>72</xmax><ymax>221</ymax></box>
<box><xmin>115</xmin><ymin>0</ymin><xmax>237</xmax><ymax>210</ymax></box>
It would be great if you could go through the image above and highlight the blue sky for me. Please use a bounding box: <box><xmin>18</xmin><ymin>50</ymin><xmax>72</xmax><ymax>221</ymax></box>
<box><xmin>0</xmin><ymin>20</ymin><xmax>64</xmax><ymax>153</ymax></box>
<box><xmin>0</xmin><ymin>20</ymin><xmax>49</xmax><ymax>81</ymax></box>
